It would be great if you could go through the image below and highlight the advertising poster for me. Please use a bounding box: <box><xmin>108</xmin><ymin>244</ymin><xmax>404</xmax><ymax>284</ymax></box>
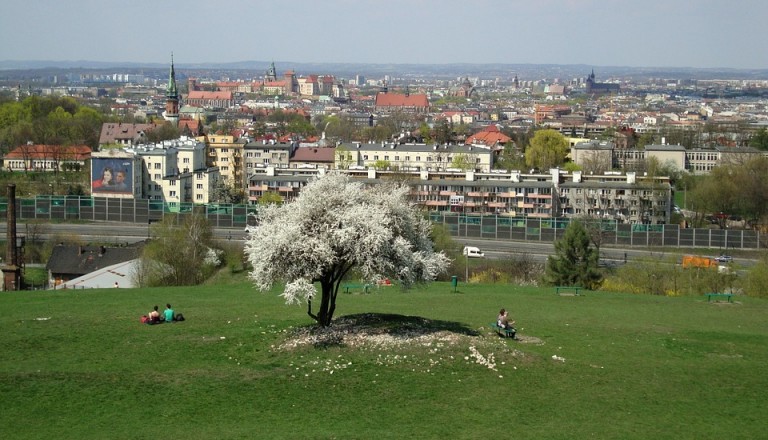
<box><xmin>91</xmin><ymin>158</ymin><xmax>133</xmax><ymax>194</ymax></box>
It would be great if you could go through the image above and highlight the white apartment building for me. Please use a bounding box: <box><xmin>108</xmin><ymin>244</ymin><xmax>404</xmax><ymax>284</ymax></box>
<box><xmin>129</xmin><ymin>137</ymin><xmax>219</xmax><ymax>206</ymax></box>
<box><xmin>337</xmin><ymin>142</ymin><xmax>494</xmax><ymax>172</ymax></box>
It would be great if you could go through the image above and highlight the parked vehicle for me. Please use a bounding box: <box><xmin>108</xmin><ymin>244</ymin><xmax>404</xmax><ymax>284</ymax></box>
<box><xmin>715</xmin><ymin>255</ymin><xmax>733</xmax><ymax>263</ymax></box>
<box><xmin>462</xmin><ymin>246</ymin><xmax>485</xmax><ymax>258</ymax></box>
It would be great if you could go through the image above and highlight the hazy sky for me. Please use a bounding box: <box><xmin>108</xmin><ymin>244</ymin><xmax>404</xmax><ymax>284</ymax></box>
<box><xmin>2</xmin><ymin>0</ymin><xmax>766</xmax><ymax>69</ymax></box>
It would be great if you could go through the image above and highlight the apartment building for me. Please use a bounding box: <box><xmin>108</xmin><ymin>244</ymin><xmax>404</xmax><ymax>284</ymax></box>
<box><xmin>573</xmin><ymin>141</ymin><xmax>764</xmax><ymax>174</ymax></box>
<box><xmin>245</xmin><ymin>167</ymin><xmax>672</xmax><ymax>224</ymax></box>
<box><xmin>243</xmin><ymin>140</ymin><xmax>296</xmax><ymax>185</ymax></box>
<box><xmin>129</xmin><ymin>137</ymin><xmax>219</xmax><ymax>205</ymax></box>
<box><xmin>337</xmin><ymin>142</ymin><xmax>494</xmax><ymax>172</ymax></box>
<box><xmin>198</xmin><ymin>134</ymin><xmax>242</xmax><ymax>185</ymax></box>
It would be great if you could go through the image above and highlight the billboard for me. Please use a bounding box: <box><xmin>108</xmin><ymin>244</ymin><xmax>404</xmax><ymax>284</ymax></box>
<box><xmin>91</xmin><ymin>157</ymin><xmax>134</xmax><ymax>195</ymax></box>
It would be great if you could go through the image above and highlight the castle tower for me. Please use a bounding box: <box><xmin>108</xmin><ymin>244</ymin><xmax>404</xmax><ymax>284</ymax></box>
<box><xmin>266</xmin><ymin>61</ymin><xmax>277</xmax><ymax>82</ymax></box>
<box><xmin>164</xmin><ymin>54</ymin><xmax>180</xmax><ymax>126</ymax></box>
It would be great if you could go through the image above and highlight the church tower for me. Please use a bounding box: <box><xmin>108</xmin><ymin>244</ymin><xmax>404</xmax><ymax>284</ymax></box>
<box><xmin>164</xmin><ymin>54</ymin><xmax>179</xmax><ymax>126</ymax></box>
<box><xmin>266</xmin><ymin>61</ymin><xmax>277</xmax><ymax>82</ymax></box>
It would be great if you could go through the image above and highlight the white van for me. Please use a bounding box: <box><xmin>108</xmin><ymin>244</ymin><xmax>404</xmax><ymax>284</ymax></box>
<box><xmin>462</xmin><ymin>246</ymin><xmax>485</xmax><ymax>258</ymax></box>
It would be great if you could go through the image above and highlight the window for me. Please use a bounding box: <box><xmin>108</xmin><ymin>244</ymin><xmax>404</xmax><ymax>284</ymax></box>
<box><xmin>183</xmin><ymin>157</ymin><xmax>190</xmax><ymax>163</ymax></box>
<box><xmin>169</xmin><ymin>191</ymin><xmax>176</xmax><ymax>197</ymax></box>
<box><xmin>154</xmin><ymin>163</ymin><xmax>161</xmax><ymax>169</ymax></box>
<box><xmin>170</xmin><ymin>180</ymin><xmax>176</xmax><ymax>186</ymax></box>
<box><xmin>197</xmin><ymin>184</ymin><xmax>203</xmax><ymax>189</ymax></box>
<box><xmin>196</xmin><ymin>173</ymin><xmax>203</xmax><ymax>179</ymax></box>
<box><xmin>154</xmin><ymin>174</ymin><xmax>161</xmax><ymax>180</ymax></box>
<box><xmin>196</xmin><ymin>194</ymin><xmax>203</xmax><ymax>200</ymax></box>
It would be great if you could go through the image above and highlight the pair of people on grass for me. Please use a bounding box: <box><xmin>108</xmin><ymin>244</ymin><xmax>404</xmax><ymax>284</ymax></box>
<box><xmin>145</xmin><ymin>304</ymin><xmax>182</xmax><ymax>324</ymax></box>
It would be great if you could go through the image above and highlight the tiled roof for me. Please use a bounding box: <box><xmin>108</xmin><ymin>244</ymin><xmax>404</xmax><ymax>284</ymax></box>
<box><xmin>46</xmin><ymin>244</ymin><xmax>144</xmax><ymax>277</ymax></box>
<box><xmin>99</xmin><ymin>122</ymin><xmax>158</xmax><ymax>144</ymax></box>
<box><xmin>290</xmin><ymin>147</ymin><xmax>335</xmax><ymax>162</ymax></box>
<box><xmin>4</xmin><ymin>144</ymin><xmax>91</xmax><ymax>160</ymax></box>
<box><xmin>465</xmin><ymin>126</ymin><xmax>511</xmax><ymax>146</ymax></box>
<box><xmin>375</xmin><ymin>92</ymin><xmax>429</xmax><ymax>108</ymax></box>
<box><xmin>187</xmin><ymin>91</ymin><xmax>233</xmax><ymax>100</ymax></box>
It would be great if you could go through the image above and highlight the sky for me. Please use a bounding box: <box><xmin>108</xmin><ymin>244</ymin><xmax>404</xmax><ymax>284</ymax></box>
<box><xmin>2</xmin><ymin>0</ymin><xmax>767</xmax><ymax>70</ymax></box>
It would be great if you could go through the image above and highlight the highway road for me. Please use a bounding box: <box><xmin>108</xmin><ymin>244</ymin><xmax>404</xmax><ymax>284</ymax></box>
<box><xmin>2</xmin><ymin>222</ymin><xmax>760</xmax><ymax>267</ymax></box>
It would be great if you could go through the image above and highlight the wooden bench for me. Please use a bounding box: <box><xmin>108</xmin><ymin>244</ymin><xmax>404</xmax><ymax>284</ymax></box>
<box><xmin>342</xmin><ymin>283</ymin><xmax>371</xmax><ymax>294</ymax></box>
<box><xmin>555</xmin><ymin>286</ymin><xmax>583</xmax><ymax>296</ymax></box>
<box><xmin>490</xmin><ymin>323</ymin><xmax>516</xmax><ymax>339</ymax></box>
<box><xmin>705</xmin><ymin>293</ymin><xmax>734</xmax><ymax>303</ymax></box>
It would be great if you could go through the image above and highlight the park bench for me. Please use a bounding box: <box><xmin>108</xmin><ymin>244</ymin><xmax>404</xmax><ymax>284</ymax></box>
<box><xmin>555</xmin><ymin>286</ymin><xmax>583</xmax><ymax>296</ymax></box>
<box><xmin>342</xmin><ymin>283</ymin><xmax>371</xmax><ymax>294</ymax></box>
<box><xmin>705</xmin><ymin>293</ymin><xmax>734</xmax><ymax>303</ymax></box>
<box><xmin>490</xmin><ymin>322</ymin><xmax>516</xmax><ymax>339</ymax></box>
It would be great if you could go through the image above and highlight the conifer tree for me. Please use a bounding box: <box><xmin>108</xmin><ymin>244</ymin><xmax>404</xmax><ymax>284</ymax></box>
<box><xmin>545</xmin><ymin>220</ymin><xmax>602</xmax><ymax>289</ymax></box>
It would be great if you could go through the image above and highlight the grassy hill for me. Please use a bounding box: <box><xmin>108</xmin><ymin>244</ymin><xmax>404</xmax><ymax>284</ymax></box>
<box><xmin>1</xmin><ymin>280</ymin><xmax>766</xmax><ymax>439</ymax></box>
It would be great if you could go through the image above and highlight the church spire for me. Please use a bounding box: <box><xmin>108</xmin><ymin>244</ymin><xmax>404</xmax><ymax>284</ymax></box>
<box><xmin>166</xmin><ymin>53</ymin><xmax>178</xmax><ymax>99</ymax></box>
<box><xmin>164</xmin><ymin>53</ymin><xmax>180</xmax><ymax>126</ymax></box>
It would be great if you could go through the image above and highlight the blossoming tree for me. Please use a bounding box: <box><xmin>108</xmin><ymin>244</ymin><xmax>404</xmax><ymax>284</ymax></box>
<box><xmin>244</xmin><ymin>172</ymin><xmax>450</xmax><ymax>326</ymax></box>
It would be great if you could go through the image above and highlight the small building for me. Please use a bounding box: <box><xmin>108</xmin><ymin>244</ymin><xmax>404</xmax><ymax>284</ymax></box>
<box><xmin>46</xmin><ymin>243</ymin><xmax>144</xmax><ymax>288</ymax></box>
<box><xmin>3</xmin><ymin>144</ymin><xmax>91</xmax><ymax>172</ymax></box>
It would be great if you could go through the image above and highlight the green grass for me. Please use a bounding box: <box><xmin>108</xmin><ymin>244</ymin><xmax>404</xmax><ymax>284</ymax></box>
<box><xmin>1</xmin><ymin>280</ymin><xmax>767</xmax><ymax>439</ymax></box>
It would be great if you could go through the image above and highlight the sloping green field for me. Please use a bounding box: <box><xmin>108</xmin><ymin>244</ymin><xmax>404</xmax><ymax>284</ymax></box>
<box><xmin>1</xmin><ymin>282</ymin><xmax>765</xmax><ymax>439</ymax></box>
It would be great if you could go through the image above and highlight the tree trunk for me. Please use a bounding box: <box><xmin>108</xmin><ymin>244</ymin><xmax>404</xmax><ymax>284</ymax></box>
<box><xmin>316</xmin><ymin>280</ymin><xmax>334</xmax><ymax>327</ymax></box>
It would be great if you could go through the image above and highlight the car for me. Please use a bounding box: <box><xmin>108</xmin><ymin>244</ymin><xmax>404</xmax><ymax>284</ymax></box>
<box><xmin>462</xmin><ymin>246</ymin><xmax>485</xmax><ymax>258</ymax></box>
<box><xmin>715</xmin><ymin>255</ymin><xmax>733</xmax><ymax>263</ymax></box>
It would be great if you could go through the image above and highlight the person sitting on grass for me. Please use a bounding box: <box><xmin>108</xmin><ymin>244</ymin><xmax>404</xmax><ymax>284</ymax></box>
<box><xmin>163</xmin><ymin>304</ymin><xmax>174</xmax><ymax>323</ymax></box>
<box><xmin>148</xmin><ymin>305</ymin><xmax>161</xmax><ymax>324</ymax></box>
<box><xmin>497</xmin><ymin>308</ymin><xmax>517</xmax><ymax>338</ymax></box>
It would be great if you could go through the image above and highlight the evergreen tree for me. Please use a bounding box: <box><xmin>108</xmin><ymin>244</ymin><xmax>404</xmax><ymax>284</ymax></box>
<box><xmin>545</xmin><ymin>220</ymin><xmax>602</xmax><ymax>289</ymax></box>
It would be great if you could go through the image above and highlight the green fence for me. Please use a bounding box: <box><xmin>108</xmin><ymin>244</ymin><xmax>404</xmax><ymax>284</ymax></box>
<box><xmin>0</xmin><ymin>196</ymin><xmax>761</xmax><ymax>249</ymax></box>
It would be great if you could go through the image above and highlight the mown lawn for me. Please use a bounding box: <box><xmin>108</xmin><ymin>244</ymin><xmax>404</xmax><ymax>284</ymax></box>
<box><xmin>1</xmin><ymin>280</ymin><xmax>766</xmax><ymax>439</ymax></box>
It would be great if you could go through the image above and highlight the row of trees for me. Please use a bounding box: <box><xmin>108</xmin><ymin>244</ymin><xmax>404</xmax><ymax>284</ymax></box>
<box><xmin>0</xmin><ymin>96</ymin><xmax>106</xmax><ymax>152</ymax></box>
<box><xmin>686</xmin><ymin>156</ymin><xmax>768</xmax><ymax>228</ymax></box>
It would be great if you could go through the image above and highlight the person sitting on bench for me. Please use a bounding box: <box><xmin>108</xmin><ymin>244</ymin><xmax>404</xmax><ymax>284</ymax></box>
<box><xmin>497</xmin><ymin>308</ymin><xmax>515</xmax><ymax>330</ymax></box>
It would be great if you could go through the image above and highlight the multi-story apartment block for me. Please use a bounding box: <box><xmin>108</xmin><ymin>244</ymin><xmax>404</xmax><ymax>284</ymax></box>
<box><xmin>573</xmin><ymin>141</ymin><xmax>765</xmax><ymax>174</ymax></box>
<box><xmin>125</xmin><ymin>137</ymin><xmax>219</xmax><ymax>206</ymax></box>
<box><xmin>243</xmin><ymin>140</ymin><xmax>296</xmax><ymax>184</ymax></box>
<box><xmin>245</xmin><ymin>167</ymin><xmax>672</xmax><ymax>224</ymax></box>
<box><xmin>336</xmin><ymin>142</ymin><xmax>494</xmax><ymax>172</ymax></box>
<box><xmin>198</xmin><ymin>134</ymin><xmax>243</xmax><ymax>185</ymax></box>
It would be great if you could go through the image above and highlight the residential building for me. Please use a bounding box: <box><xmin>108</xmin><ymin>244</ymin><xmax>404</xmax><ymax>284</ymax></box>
<box><xmin>3</xmin><ymin>144</ymin><xmax>91</xmax><ymax>172</ymax></box>
<box><xmin>290</xmin><ymin>147</ymin><xmax>336</xmax><ymax>169</ymax></box>
<box><xmin>199</xmin><ymin>134</ymin><xmax>242</xmax><ymax>185</ymax></box>
<box><xmin>128</xmin><ymin>137</ymin><xmax>219</xmax><ymax>205</ymax></box>
<box><xmin>337</xmin><ymin>142</ymin><xmax>494</xmax><ymax>172</ymax></box>
<box><xmin>243</xmin><ymin>139</ymin><xmax>295</xmax><ymax>183</ymax></box>
<box><xmin>98</xmin><ymin>122</ymin><xmax>158</xmax><ymax>147</ymax></box>
<box><xmin>245</xmin><ymin>167</ymin><xmax>671</xmax><ymax>223</ymax></box>
<box><xmin>574</xmin><ymin>141</ymin><xmax>765</xmax><ymax>174</ymax></box>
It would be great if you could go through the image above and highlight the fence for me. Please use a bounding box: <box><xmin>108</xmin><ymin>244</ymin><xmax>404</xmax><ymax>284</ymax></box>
<box><xmin>0</xmin><ymin>196</ymin><xmax>761</xmax><ymax>250</ymax></box>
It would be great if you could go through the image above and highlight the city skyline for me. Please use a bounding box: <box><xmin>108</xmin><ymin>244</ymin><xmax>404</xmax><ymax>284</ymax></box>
<box><xmin>2</xmin><ymin>0</ymin><xmax>767</xmax><ymax>70</ymax></box>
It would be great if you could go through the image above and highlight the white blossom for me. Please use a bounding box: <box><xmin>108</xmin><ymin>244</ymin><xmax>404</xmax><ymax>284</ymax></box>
<box><xmin>244</xmin><ymin>173</ymin><xmax>450</xmax><ymax>320</ymax></box>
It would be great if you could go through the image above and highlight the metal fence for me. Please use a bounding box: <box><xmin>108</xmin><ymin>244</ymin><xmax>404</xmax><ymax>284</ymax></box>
<box><xmin>429</xmin><ymin>213</ymin><xmax>761</xmax><ymax>250</ymax></box>
<box><xmin>0</xmin><ymin>196</ymin><xmax>761</xmax><ymax>250</ymax></box>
